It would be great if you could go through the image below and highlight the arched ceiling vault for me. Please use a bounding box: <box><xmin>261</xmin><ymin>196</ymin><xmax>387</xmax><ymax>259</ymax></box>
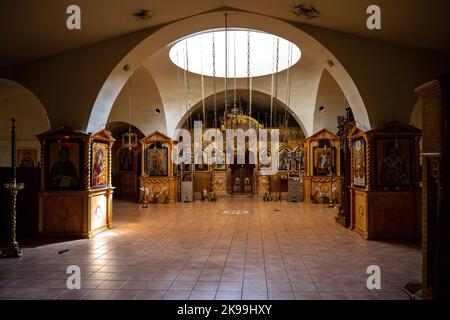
<box><xmin>88</xmin><ymin>10</ymin><xmax>370</xmax><ymax>137</ymax></box>
<box><xmin>142</xmin><ymin>40</ymin><xmax>323</xmax><ymax>137</ymax></box>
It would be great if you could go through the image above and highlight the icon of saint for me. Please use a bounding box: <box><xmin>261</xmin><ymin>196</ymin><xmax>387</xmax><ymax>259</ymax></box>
<box><xmin>50</xmin><ymin>146</ymin><xmax>78</xmax><ymax>188</ymax></box>
<box><xmin>380</xmin><ymin>142</ymin><xmax>409</xmax><ymax>186</ymax></box>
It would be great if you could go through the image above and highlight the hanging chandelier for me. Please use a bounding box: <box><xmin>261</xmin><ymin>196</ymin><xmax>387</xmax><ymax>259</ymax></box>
<box><xmin>122</xmin><ymin>77</ymin><xmax>138</xmax><ymax>150</ymax></box>
<box><xmin>169</xmin><ymin>14</ymin><xmax>301</xmax><ymax>132</ymax></box>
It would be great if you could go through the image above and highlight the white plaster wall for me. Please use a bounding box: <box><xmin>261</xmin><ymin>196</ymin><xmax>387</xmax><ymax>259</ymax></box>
<box><xmin>313</xmin><ymin>69</ymin><xmax>346</xmax><ymax>134</ymax></box>
<box><xmin>0</xmin><ymin>80</ymin><xmax>50</xmax><ymax>167</ymax></box>
<box><xmin>107</xmin><ymin>66</ymin><xmax>167</xmax><ymax>135</ymax></box>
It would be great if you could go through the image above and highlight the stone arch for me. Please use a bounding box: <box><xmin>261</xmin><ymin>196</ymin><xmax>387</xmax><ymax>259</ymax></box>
<box><xmin>173</xmin><ymin>89</ymin><xmax>308</xmax><ymax>136</ymax></box>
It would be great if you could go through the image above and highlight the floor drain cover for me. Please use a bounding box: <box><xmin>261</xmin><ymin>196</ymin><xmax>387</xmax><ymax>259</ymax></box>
<box><xmin>222</xmin><ymin>209</ymin><xmax>251</xmax><ymax>215</ymax></box>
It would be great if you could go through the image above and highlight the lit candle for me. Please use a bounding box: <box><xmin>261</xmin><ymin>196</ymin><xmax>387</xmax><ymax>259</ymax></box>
<box><xmin>11</xmin><ymin>118</ymin><xmax>16</xmax><ymax>183</ymax></box>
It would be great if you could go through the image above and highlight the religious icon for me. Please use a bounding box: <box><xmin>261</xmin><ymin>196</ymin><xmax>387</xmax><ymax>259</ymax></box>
<box><xmin>92</xmin><ymin>142</ymin><xmax>108</xmax><ymax>188</ymax></box>
<box><xmin>48</xmin><ymin>142</ymin><xmax>80</xmax><ymax>189</ymax></box>
<box><xmin>213</xmin><ymin>150</ymin><xmax>227</xmax><ymax>171</ymax></box>
<box><xmin>278</xmin><ymin>149</ymin><xmax>289</xmax><ymax>171</ymax></box>
<box><xmin>259</xmin><ymin>148</ymin><xmax>272</xmax><ymax>168</ymax></box>
<box><xmin>352</xmin><ymin>138</ymin><xmax>366</xmax><ymax>187</ymax></box>
<box><xmin>147</xmin><ymin>142</ymin><xmax>168</xmax><ymax>176</ymax></box>
<box><xmin>18</xmin><ymin>149</ymin><xmax>37</xmax><ymax>168</ymax></box>
<box><xmin>119</xmin><ymin>148</ymin><xmax>134</xmax><ymax>171</ymax></box>
<box><xmin>195</xmin><ymin>163</ymin><xmax>209</xmax><ymax>172</ymax></box>
<box><xmin>313</xmin><ymin>147</ymin><xmax>335</xmax><ymax>176</ymax></box>
<box><xmin>376</xmin><ymin>139</ymin><xmax>411</xmax><ymax>187</ymax></box>
<box><xmin>288</xmin><ymin>151</ymin><xmax>300</xmax><ymax>174</ymax></box>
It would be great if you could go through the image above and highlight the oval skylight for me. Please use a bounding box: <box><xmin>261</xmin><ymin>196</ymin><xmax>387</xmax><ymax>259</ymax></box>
<box><xmin>169</xmin><ymin>29</ymin><xmax>301</xmax><ymax>78</ymax></box>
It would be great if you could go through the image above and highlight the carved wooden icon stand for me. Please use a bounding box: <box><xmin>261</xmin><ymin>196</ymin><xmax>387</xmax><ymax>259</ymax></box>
<box><xmin>348</xmin><ymin>122</ymin><xmax>421</xmax><ymax>240</ymax></box>
<box><xmin>139</xmin><ymin>131</ymin><xmax>178</xmax><ymax>203</ymax></box>
<box><xmin>303</xmin><ymin>129</ymin><xmax>342</xmax><ymax>205</ymax></box>
<box><xmin>36</xmin><ymin>128</ymin><xmax>115</xmax><ymax>238</ymax></box>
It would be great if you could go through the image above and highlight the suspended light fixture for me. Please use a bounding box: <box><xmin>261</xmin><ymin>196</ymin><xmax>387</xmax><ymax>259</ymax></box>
<box><xmin>200</xmin><ymin>41</ymin><xmax>206</xmax><ymax>127</ymax></box>
<box><xmin>122</xmin><ymin>76</ymin><xmax>138</xmax><ymax>150</ymax></box>
<box><xmin>284</xmin><ymin>42</ymin><xmax>293</xmax><ymax>131</ymax></box>
<box><xmin>183</xmin><ymin>40</ymin><xmax>193</xmax><ymax>130</ymax></box>
<box><xmin>224</xmin><ymin>13</ymin><xmax>229</xmax><ymax>115</ymax></box>
<box><xmin>270</xmin><ymin>37</ymin><xmax>280</xmax><ymax>128</ymax></box>
<box><xmin>176</xmin><ymin>47</ymin><xmax>183</xmax><ymax>120</ymax></box>
<box><xmin>212</xmin><ymin>32</ymin><xmax>218</xmax><ymax>129</ymax></box>
<box><xmin>247</xmin><ymin>30</ymin><xmax>253</xmax><ymax>119</ymax></box>
<box><xmin>233</xmin><ymin>29</ymin><xmax>237</xmax><ymax>109</ymax></box>
<box><xmin>228</xmin><ymin>14</ymin><xmax>241</xmax><ymax>119</ymax></box>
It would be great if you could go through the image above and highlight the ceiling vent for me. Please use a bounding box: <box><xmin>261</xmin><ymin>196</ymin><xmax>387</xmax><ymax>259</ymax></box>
<box><xmin>293</xmin><ymin>4</ymin><xmax>320</xmax><ymax>19</ymax></box>
<box><xmin>133</xmin><ymin>9</ymin><xmax>152</xmax><ymax>21</ymax></box>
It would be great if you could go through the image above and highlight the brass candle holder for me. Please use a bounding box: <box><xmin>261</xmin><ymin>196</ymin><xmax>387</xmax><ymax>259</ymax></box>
<box><xmin>2</xmin><ymin>118</ymin><xmax>24</xmax><ymax>258</ymax></box>
<box><xmin>327</xmin><ymin>144</ymin><xmax>336</xmax><ymax>208</ymax></box>
<box><xmin>2</xmin><ymin>181</ymin><xmax>24</xmax><ymax>258</ymax></box>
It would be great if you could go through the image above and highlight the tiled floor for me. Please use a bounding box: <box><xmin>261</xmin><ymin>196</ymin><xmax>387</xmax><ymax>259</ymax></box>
<box><xmin>0</xmin><ymin>197</ymin><xmax>421</xmax><ymax>300</ymax></box>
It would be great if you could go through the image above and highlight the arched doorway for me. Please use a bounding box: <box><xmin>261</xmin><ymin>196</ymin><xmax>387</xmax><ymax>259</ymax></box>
<box><xmin>230</xmin><ymin>150</ymin><xmax>256</xmax><ymax>195</ymax></box>
<box><xmin>107</xmin><ymin>121</ymin><xmax>145</xmax><ymax>201</ymax></box>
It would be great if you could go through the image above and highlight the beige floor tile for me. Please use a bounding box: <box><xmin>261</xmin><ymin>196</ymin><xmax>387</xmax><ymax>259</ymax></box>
<box><xmin>0</xmin><ymin>198</ymin><xmax>421</xmax><ymax>301</ymax></box>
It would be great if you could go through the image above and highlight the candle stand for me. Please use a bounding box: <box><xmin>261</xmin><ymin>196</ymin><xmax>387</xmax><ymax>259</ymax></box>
<box><xmin>2</xmin><ymin>118</ymin><xmax>24</xmax><ymax>258</ymax></box>
<box><xmin>2</xmin><ymin>181</ymin><xmax>24</xmax><ymax>258</ymax></box>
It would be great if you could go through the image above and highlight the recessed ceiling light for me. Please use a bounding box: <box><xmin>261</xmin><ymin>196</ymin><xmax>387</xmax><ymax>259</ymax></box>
<box><xmin>155</xmin><ymin>108</ymin><xmax>161</xmax><ymax>115</ymax></box>
<box><xmin>319</xmin><ymin>105</ymin><xmax>326</xmax><ymax>113</ymax></box>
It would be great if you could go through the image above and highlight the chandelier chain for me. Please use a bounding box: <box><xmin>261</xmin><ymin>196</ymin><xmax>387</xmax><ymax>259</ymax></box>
<box><xmin>233</xmin><ymin>30</ymin><xmax>237</xmax><ymax>106</ymax></box>
<box><xmin>212</xmin><ymin>32</ymin><xmax>217</xmax><ymax>129</ymax></box>
<box><xmin>176</xmin><ymin>47</ymin><xmax>182</xmax><ymax>120</ymax></box>
<box><xmin>184</xmin><ymin>40</ymin><xmax>192</xmax><ymax>130</ymax></box>
<box><xmin>224</xmin><ymin>13</ymin><xmax>228</xmax><ymax>114</ymax></box>
<box><xmin>270</xmin><ymin>37</ymin><xmax>280</xmax><ymax>127</ymax></box>
<box><xmin>200</xmin><ymin>42</ymin><xmax>206</xmax><ymax>127</ymax></box>
<box><xmin>247</xmin><ymin>30</ymin><xmax>253</xmax><ymax>118</ymax></box>
<box><xmin>285</xmin><ymin>43</ymin><xmax>293</xmax><ymax>129</ymax></box>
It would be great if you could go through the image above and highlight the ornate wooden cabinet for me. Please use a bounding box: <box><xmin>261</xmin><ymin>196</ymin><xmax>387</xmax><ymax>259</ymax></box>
<box><xmin>415</xmin><ymin>74</ymin><xmax>450</xmax><ymax>300</ymax></box>
<box><xmin>139</xmin><ymin>131</ymin><xmax>177</xmax><ymax>203</ymax></box>
<box><xmin>37</xmin><ymin>128</ymin><xmax>115</xmax><ymax>238</ymax></box>
<box><xmin>304</xmin><ymin>129</ymin><xmax>342</xmax><ymax>204</ymax></box>
<box><xmin>348</xmin><ymin>122</ymin><xmax>421</xmax><ymax>240</ymax></box>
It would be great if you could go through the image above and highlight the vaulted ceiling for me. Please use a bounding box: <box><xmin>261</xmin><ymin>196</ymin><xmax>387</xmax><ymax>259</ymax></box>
<box><xmin>1</xmin><ymin>0</ymin><xmax>449</xmax><ymax>67</ymax></box>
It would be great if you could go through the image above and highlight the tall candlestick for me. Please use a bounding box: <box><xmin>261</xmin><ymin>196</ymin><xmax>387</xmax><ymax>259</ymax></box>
<box><xmin>2</xmin><ymin>118</ymin><xmax>24</xmax><ymax>258</ymax></box>
<box><xmin>11</xmin><ymin>118</ymin><xmax>16</xmax><ymax>182</ymax></box>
